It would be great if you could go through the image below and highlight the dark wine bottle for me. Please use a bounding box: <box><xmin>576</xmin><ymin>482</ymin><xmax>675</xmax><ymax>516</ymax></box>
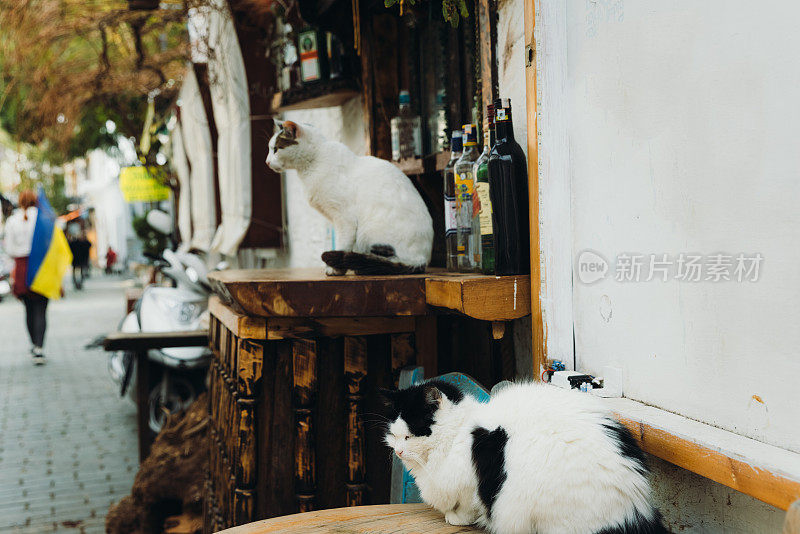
<box><xmin>487</xmin><ymin>98</ymin><xmax>530</xmax><ymax>275</ymax></box>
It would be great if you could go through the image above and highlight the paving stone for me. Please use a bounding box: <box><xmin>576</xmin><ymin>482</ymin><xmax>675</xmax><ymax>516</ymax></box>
<box><xmin>0</xmin><ymin>275</ymin><xmax>139</xmax><ymax>533</ymax></box>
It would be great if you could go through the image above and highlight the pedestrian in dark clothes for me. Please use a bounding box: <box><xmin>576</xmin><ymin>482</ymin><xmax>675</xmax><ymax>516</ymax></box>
<box><xmin>69</xmin><ymin>232</ymin><xmax>91</xmax><ymax>290</ymax></box>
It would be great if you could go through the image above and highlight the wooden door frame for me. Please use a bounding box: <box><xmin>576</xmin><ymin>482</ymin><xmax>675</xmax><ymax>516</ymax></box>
<box><xmin>523</xmin><ymin>0</ymin><xmax>546</xmax><ymax>379</ymax></box>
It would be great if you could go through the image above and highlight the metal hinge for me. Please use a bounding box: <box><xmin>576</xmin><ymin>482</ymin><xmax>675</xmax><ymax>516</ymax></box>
<box><xmin>525</xmin><ymin>42</ymin><xmax>536</xmax><ymax>67</ymax></box>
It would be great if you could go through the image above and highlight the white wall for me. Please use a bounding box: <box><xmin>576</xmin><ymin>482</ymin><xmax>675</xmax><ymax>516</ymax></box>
<box><xmin>566</xmin><ymin>0</ymin><xmax>800</xmax><ymax>452</ymax></box>
<box><xmin>530</xmin><ymin>0</ymin><xmax>793</xmax><ymax>529</ymax></box>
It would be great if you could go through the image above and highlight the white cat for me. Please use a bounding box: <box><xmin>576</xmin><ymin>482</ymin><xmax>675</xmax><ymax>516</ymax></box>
<box><xmin>266</xmin><ymin>119</ymin><xmax>433</xmax><ymax>275</ymax></box>
<box><xmin>383</xmin><ymin>381</ymin><xmax>667</xmax><ymax>534</ymax></box>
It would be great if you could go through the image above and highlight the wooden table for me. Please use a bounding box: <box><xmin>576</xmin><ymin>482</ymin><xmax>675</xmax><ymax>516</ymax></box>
<box><xmin>203</xmin><ymin>269</ymin><xmax>530</xmax><ymax>531</ymax></box>
<box><xmin>218</xmin><ymin>504</ymin><xmax>483</xmax><ymax>533</ymax></box>
<box><xmin>103</xmin><ymin>330</ymin><xmax>209</xmax><ymax>461</ymax></box>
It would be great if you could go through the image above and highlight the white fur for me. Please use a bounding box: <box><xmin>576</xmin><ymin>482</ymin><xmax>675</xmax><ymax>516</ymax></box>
<box><xmin>386</xmin><ymin>383</ymin><xmax>656</xmax><ymax>534</ymax></box>
<box><xmin>266</xmin><ymin>120</ymin><xmax>433</xmax><ymax>274</ymax></box>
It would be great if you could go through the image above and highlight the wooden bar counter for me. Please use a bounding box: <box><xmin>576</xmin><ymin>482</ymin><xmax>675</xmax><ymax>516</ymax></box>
<box><xmin>203</xmin><ymin>268</ymin><xmax>529</xmax><ymax>532</ymax></box>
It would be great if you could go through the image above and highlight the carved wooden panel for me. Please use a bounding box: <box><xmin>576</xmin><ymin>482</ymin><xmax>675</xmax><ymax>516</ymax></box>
<box><xmin>344</xmin><ymin>337</ymin><xmax>368</xmax><ymax>506</ymax></box>
<box><xmin>292</xmin><ymin>339</ymin><xmax>318</xmax><ymax>512</ymax></box>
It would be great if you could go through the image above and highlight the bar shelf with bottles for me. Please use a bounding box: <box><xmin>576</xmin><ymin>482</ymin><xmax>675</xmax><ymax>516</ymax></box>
<box><xmin>442</xmin><ymin>98</ymin><xmax>530</xmax><ymax>276</ymax></box>
<box><xmin>271</xmin><ymin>24</ymin><xmax>360</xmax><ymax>114</ymax></box>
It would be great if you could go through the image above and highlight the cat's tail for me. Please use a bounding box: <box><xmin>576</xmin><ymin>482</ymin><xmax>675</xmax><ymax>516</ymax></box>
<box><xmin>322</xmin><ymin>249</ymin><xmax>426</xmax><ymax>275</ymax></box>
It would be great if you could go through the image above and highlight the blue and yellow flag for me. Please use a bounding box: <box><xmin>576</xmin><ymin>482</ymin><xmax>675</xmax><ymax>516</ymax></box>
<box><xmin>25</xmin><ymin>189</ymin><xmax>72</xmax><ymax>300</ymax></box>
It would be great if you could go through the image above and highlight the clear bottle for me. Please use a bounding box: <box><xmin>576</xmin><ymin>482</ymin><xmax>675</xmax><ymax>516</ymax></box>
<box><xmin>454</xmin><ymin>123</ymin><xmax>480</xmax><ymax>272</ymax></box>
<box><xmin>443</xmin><ymin>130</ymin><xmax>463</xmax><ymax>271</ymax></box>
<box><xmin>391</xmin><ymin>90</ymin><xmax>422</xmax><ymax>161</ymax></box>
<box><xmin>488</xmin><ymin>98</ymin><xmax>530</xmax><ymax>275</ymax></box>
<box><xmin>473</xmin><ymin>104</ymin><xmax>495</xmax><ymax>273</ymax></box>
<box><xmin>429</xmin><ymin>89</ymin><xmax>448</xmax><ymax>154</ymax></box>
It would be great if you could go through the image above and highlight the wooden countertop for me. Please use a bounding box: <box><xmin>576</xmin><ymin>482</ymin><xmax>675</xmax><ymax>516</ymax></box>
<box><xmin>218</xmin><ymin>504</ymin><xmax>482</xmax><ymax>533</ymax></box>
<box><xmin>208</xmin><ymin>268</ymin><xmax>530</xmax><ymax>321</ymax></box>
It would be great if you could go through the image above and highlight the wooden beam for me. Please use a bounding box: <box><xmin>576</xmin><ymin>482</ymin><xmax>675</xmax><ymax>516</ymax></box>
<box><xmin>210</xmin><ymin>295</ymin><xmax>267</xmax><ymax>339</ymax></box>
<box><xmin>102</xmin><ymin>330</ymin><xmax>209</xmax><ymax>351</ymax></box>
<box><xmin>607</xmin><ymin>397</ymin><xmax>800</xmax><ymax>511</ymax></box>
<box><xmin>266</xmin><ymin>317</ymin><xmax>415</xmax><ymax>340</ymax></box>
<box><xmin>425</xmin><ymin>273</ymin><xmax>531</xmax><ymax>321</ymax></box>
<box><xmin>523</xmin><ymin>0</ymin><xmax>546</xmax><ymax>379</ymax></box>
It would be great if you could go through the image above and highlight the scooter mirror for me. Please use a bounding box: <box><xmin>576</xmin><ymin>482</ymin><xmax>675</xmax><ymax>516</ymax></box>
<box><xmin>146</xmin><ymin>209</ymin><xmax>173</xmax><ymax>235</ymax></box>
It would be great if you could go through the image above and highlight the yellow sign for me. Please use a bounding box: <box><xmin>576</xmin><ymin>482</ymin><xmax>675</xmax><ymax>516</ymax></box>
<box><xmin>119</xmin><ymin>167</ymin><xmax>171</xmax><ymax>203</ymax></box>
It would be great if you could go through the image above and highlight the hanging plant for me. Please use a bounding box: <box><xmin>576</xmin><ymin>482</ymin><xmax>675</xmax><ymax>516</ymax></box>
<box><xmin>384</xmin><ymin>0</ymin><xmax>468</xmax><ymax>27</ymax></box>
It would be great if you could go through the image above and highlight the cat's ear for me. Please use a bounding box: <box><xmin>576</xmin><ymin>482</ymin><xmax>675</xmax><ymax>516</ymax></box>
<box><xmin>283</xmin><ymin>120</ymin><xmax>300</xmax><ymax>139</ymax></box>
<box><xmin>272</xmin><ymin>117</ymin><xmax>284</xmax><ymax>129</ymax></box>
<box><xmin>424</xmin><ymin>384</ymin><xmax>443</xmax><ymax>406</ymax></box>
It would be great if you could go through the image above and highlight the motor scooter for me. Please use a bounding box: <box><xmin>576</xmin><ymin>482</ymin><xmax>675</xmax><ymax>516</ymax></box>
<box><xmin>109</xmin><ymin>245</ymin><xmax>221</xmax><ymax>433</ymax></box>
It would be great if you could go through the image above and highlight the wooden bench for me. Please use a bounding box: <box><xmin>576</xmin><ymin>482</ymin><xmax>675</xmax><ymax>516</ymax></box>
<box><xmin>605</xmin><ymin>396</ymin><xmax>800</xmax><ymax>512</ymax></box>
<box><xmin>218</xmin><ymin>504</ymin><xmax>482</xmax><ymax>533</ymax></box>
<box><xmin>103</xmin><ymin>330</ymin><xmax>209</xmax><ymax>461</ymax></box>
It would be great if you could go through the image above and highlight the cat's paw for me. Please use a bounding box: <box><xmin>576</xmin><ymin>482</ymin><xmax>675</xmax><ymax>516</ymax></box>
<box><xmin>444</xmin><ymin>510</ymin><xmax>473</xmax><ymax>526</ymax></box>
<box><xmin>325</xmin><ymin>266</ymin><xmax>347</xmax><ymax>276</ymax></box>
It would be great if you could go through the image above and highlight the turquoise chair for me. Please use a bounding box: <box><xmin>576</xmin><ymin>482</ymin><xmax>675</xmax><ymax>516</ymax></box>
<box><xmin>389</xmin><ymin>367</ymin><xmax>509</xmax><ymax>504</ymax></box>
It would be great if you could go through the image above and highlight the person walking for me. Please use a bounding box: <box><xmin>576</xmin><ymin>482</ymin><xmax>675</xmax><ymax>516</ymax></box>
<box><xmin>4</xmin><ymin>190</ymin><xmax>49</xmax><ymax>364</ymax></box>
<box><xmin>69</xmin><ymin>232</ymin><xmax>91</xmax><ymax>290</ymax></box>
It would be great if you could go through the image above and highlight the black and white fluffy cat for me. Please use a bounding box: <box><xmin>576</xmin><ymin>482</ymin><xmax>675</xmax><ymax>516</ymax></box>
<box><xmin>266</xmin><ymin>119</ymin><xmax>433</xmax><ymax>275</ymax></box>
<box><xmin>383</xmin><ymin>381</ymin><xmax>667</xmax><ymax>534</ymax></box>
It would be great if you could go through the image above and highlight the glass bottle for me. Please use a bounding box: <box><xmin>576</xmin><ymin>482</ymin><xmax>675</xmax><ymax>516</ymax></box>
<box><xmin>443</xmin><ymin>130</ymin><xmax>463</xmax><ymax>271</ymax></box>
<box><xmin>391</xmin><ymin>90</ymin><xmax>422</xmax><ymax>161</ymax></box>
<box><xmin>298</xmin><ymin>27</ymin><xmax>329</xmax><ymax>83</ymax></box>
<box><xmin>454</xmin><ymin>124</ymin><xmax>480</xmax><ymax>272</ymax></box>
<box><xmin>429</xmin><ymin>89</ymin><xmax>448</xmax><ymax>154</ymax></box>
<box><xmin>473</xmin><ymin>104</ymin><xmax>495</xmax><ymax>273</ymax></box>
<box><xmin>488</xmin><ymin>98</ymin><xmax>530</xmax><ymax>275</ymax></box>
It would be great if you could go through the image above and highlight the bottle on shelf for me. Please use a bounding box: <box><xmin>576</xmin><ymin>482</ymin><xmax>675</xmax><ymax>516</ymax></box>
<box><xmin>488</xmin><ymin>98</ymin><xmax>530</xmax><ymax>275</ymax></box>
<box><xmin>299</xmin><ymin>27</ymin><xmax>329</xmax><ymax>83</ymax></box>
<box><xmin>473</xmin><ymin>103</ymin><xmax>495</xmax><ymax>273</ymax></box>
<box><xmin>390</xmin><ymin>90</ymin><xmax>423</xmax><ymax>161</ymax></box>
<box><xmin>326</xmin><ymin>32</ymin><xmax>345</xmax><ymax>79</ymax></box>
<box><xmin>429</xmin><ymin>89</ymin><xmax>448</xmax><ymax>154</ymax></box>
<box><xmin>443</xmin><ymin>130</ymin><xmax>463</xmax><ymax>271</ymax></box>
<box><xmin>454</xmin><ymin>123</ymin><xmax>481</xmax><ymax>272</ymax></box>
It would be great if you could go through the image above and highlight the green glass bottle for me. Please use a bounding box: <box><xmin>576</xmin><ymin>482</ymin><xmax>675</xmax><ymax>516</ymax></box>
<box><xmin>473</xmin><ymin>104</ymin><xmax>495</xmax><ymax>273</ymax></box>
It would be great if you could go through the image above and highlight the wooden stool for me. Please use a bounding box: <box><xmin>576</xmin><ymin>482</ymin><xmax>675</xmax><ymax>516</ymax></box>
<box><xmin>218</xmin><ymin>504</ymin><xmax>483</xmax><ymax>533</ymax></box>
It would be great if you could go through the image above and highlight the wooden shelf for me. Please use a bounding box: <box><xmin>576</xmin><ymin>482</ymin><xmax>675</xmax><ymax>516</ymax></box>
<box><xmin>208</xmin><ymin>268</ymin><xmax>531</xmax><ymax>321</ymax></box>
<box><xmin>394</xmin><ymin>152</ymin><xmax>451</xmax><ymax>176</ymax></box>
<box><xmin>605</xmin><ymin>396</ymin><xmax>800</xmax><ymax>511</ymax></box>
<box><xmin>425</xmin><ymin>272</ymin><xmax>531</xmax><ymax>321</ymax></box>
<box><xmin>272</xmin><ymin>88</ymin><xmax>360</xmax><ymax>113</ymax></box>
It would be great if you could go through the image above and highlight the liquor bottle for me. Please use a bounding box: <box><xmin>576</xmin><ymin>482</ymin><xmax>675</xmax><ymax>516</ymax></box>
<box><xmin>390</xmin><ymin>90</ymin><xmax>423</xmax><ymax>161</ymax></box>
<box><xmin>326</xmin><ymin>32</ymin><xmax>345</xmax><ymax>79</ymax></box>
<box><xmin>473</xmin><ymin>104</ymin><xmax>495</xmax><ymax>273</ymax></box>
<box><xmin>454</xmin><ymin>124</ymin><xmax>480</xmax><ymax>272</ymax></box>
<box><xmin>428</xmin><ymin>89</ymin><xmax>448</xmax><ymax>154</ymax></box>
<box><xmin>443</xmin><ymin>130</ymin><xmax>463</xmax><ymax>270</ymax></box>
<box><xmin>488</xmin><ymin>98</ymin><xmax>530</xmax><ymax>275</ymax></box>
<box><xmin>299</xmin><ymin>27</ymin><xmax>329</xmax><ymax>83</ymax></box>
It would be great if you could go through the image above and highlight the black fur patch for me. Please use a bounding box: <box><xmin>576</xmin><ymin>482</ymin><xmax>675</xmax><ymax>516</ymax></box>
<box><xmin>594</xmin><ymin>509</ymin><xmax>668</xmax><ymax>534</ymax></box>
<box><xmin>321</xmin><ymin>250</ymin><xmax>425</xmax><ymax>275</ymax></box>
<box><xmin>471</xmin><ymin>426</ymin><xmax>508</xmax><ymax>518</ymax></box>
<box><xmin>602</xmin><ymin>419</ymin><xmax>649</xmax><ymax>476</ymax></box>
<box><xmin>274</xmin><ymin>133</ymin><xmax>298</xmax><ymax>149</ymax></box>
<box><xmin>370</xmin><ymin>244</ymin><xmax>396</xmax><ymax>257</ymax></box>
<box><xmin>381</xmin><ymin>380</ymin><xmax>464</xmax><ymax>437</ymax></box>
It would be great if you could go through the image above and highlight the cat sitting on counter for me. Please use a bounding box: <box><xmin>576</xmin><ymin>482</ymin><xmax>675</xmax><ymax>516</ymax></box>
<box><xmin>267</xmin><ymin>119</ymin><xmax>433</xmax><ymax>275</ymax></box>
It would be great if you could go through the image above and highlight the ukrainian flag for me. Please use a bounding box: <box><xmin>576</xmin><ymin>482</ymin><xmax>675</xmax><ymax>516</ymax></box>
<box><xmin>25</xmin><ymin>189</ymin><xmax>72</xmax><ymax>300</ymax></box>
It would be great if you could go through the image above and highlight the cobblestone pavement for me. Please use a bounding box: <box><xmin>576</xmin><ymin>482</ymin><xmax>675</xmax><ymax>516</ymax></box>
<box><xmin>0</xmin><ymin>274</ymin><xmax>138</xmax><ymax>533</ymax></box>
